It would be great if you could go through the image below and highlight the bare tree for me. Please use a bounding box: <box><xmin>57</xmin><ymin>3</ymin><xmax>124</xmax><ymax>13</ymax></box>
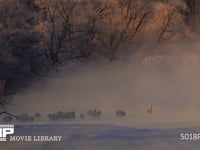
<box><xmin>156</xmin><ymin>0</ymin><xmax>186</xmax><ymax>43</ymax></box>
<box><xmin>0</xmin><ymin>0</ymin><xmax>190</xmax><ymax>112</ymax></box>
<box><xmin>157</xmin><ymin>8</ymin><xmax>177</xmax><ymax>43</ymax></box>
<box><xmin>0</xmin><ymin>111</ymin><xmax>17</xmax><ymax>118</ymax></box>
<box><xmin>39</xmin><ymin>0</ymin><xmax>84</xmax><ymax>65</ymax></box>
<box><xmin>93</xmin><ymin>0</ymin><xmax>151</xmax><ymax>60</ymax></box>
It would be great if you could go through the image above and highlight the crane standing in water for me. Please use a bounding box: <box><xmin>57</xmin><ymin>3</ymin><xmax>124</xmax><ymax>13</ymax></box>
<box><xmin>147</xmin><ymin>104</ymin><xmax>153</xmax><ymax>114</ymax></box>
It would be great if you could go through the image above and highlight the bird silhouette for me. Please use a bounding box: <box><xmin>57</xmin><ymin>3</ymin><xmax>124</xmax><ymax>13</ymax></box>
<box><xmin>147</xmin><ymin>104</ymin><xmax>153</xmax><ymax>114</ymax></box>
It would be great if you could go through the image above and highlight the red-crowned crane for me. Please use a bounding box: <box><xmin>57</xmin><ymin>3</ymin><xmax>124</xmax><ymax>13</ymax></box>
<box><xmin>147</xmin><ymin>104</ymin><xmax>153</xmax><ymax>114</ymax></box>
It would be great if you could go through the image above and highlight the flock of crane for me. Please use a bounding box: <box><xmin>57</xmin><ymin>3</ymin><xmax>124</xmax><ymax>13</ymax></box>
<box><xmin>1</xmin><ymin>105</ymin><xmax>153</xmax><ymax>123</ymax></box>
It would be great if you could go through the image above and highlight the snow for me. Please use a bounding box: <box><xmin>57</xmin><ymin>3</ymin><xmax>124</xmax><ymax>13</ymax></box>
<box><xmin>1</xmin><ymin>124</ymin><xmax>200</xmax><ymax>150</ymax></box>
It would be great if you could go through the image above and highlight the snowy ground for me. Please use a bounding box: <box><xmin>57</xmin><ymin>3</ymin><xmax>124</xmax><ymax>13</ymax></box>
<box><xmin>1</xmin><ymin>124</ymin><xmax>200</xmax><ymax>150</ymax></box>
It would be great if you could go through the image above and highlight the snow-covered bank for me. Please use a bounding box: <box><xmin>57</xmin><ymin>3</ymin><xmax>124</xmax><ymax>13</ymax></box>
<box><xmin>1</xmin><ymin>124</ymin><xmax>200</xmax><ymax>150</ymax></box>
